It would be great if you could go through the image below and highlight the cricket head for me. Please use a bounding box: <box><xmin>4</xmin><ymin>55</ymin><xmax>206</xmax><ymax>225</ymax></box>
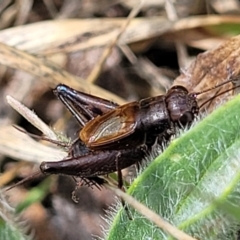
<box><xmin>166</xmin><ymin>85</ymin><xmax>199</xmax><ymax>126</ymax></box>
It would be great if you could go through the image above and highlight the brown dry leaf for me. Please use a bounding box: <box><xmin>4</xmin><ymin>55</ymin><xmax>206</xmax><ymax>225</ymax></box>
<box><xmin>174</xmin><ymin>34</ymin><xmax>240</xmax><ymax>111</ymax></box>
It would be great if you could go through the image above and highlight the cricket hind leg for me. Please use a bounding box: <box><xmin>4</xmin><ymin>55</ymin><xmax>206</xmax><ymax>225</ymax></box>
<box><xmin>54</xmin><ymin>84</ymin><xmax>119</xmax><ymax>127</ymax></box>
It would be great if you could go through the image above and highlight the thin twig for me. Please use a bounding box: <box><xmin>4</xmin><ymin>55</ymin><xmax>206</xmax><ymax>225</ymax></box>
<box><xmin>87</xmin><ymin>0</ymin><xmax>145</xmax><ymax>83</ymax></box>
<box><xmin>165</xmin><ymin>0</ymin><xmax>189</xmax><ymax>68</ymax></box>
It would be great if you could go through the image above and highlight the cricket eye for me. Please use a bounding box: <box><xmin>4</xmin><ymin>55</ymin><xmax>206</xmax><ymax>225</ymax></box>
<box><xmin>178</xmin><ymin>111</ymin><xmax>194</xmax><ymax>125</ymax></box>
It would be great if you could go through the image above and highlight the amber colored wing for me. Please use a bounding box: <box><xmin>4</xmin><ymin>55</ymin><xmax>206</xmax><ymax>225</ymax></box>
<box><xmin>80</xmin><ymin>102</ymin><xmax>139</xmax><ymax>149</ymax></box>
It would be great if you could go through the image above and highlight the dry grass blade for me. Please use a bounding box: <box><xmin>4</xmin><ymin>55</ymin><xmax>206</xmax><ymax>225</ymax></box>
<box><xmin>162</xmin><ymin>15</ymin><xmax>240</xmax><ymax>50</ymax></box>
<box><xmin>7</xmin><ymin>95</ymin><xmax>57</xmax><ymax>140</ymax></box>
<box><xmin>0</xmin><ymin>18</ymin><xmax>173</xmax><ymax>54</ymax></box>
<box><xmin>1</xmin><ymin>96</ymin><xmax>67</xmax><ymax>164</ymax></box>
<box><xmin>0</xmin><ymin>42</ymin><xmax>125</xmax><ymax>104</ymax></box>
<box><xmin>173</xmin><ymin>15</ymin><xmax>240</xmax><ymax>32</ymax></box>
<box><xmin>165</xmin><ymin>0</ymin><xmax>190</xmax><ymax>69</ymax></box>
<box><xmin>87</xmin><ymin>0</ymin><xmax>145</xmax><ymax>83</ymax></box>
<box><xmin>14</xmin><ymin>0</ymin><xmax>33</xmax><ymax>26</ymax></box>
<box><xmin>0</xmin><ymin>125</ymin><xmax>66</xmax><ymax>164</ymax></box>
<box><xmin>42</xmin><ymin>0</ymin><xmax>58</xmax><ymax>18</ymax></box>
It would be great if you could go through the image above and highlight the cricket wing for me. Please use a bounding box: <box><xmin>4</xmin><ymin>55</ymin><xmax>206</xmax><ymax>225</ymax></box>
<box><xmin>80</xmin><ymin>102</ymin><xmax>139</xmax><ymax>149</ymax></box>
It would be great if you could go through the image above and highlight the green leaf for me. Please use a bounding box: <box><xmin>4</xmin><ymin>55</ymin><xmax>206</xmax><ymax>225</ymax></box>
<box><xmin>107</xmin><ymin>94</ymin><xmax>240</xmax><ymax>240</ymax></box>
<box><xmin>0</xmin><ymin>193</ymin><xmax>30</xmax><ymax>240</ymax></box>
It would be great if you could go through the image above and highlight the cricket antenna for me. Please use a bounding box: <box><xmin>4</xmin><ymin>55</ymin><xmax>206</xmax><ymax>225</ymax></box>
<box><xmin>4</xmin><ymin>170</ymin><xmax>43</xmax><ymax>192</ymax></box>
<box><xmin>195</xmin><ymin>77</ymin><xmax>238</xmax><ymax>96</ymax></box>
<box><xmin>199</xmin><ymin>84</ymin><xmax>240</xmax><ymax>109</ymax></box>
<box><xmin>13</xmin><ymin>125</ymin><xmax>69</xmax><ymax>148</ymax></box>
<box><xmin>187</xmin><ymin>76</ymin><xmax>240</xmax><ymax>109</ymax></box>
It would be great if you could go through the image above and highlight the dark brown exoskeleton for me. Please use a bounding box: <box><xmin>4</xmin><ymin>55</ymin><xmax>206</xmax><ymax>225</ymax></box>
<box><xmin>39</xmin><ymin>84</ymin><xmax>199</xmax><ymax>190</ymax></box>
<box><xmin>7</xmin><ymin>79</ymin><xmax>236</xmax><ymax>192</ymax></box>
